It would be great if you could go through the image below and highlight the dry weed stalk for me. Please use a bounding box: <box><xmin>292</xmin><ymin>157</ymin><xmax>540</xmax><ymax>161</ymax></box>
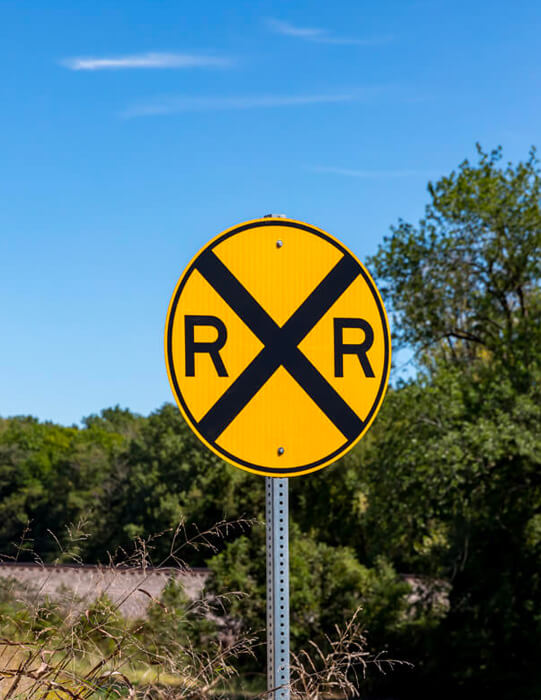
<box><xmin>289</xmin><ymin>608</ymin><xmax>407</xmax><ymax>700</ymax></box>
<box><xmin>1</xmin><ymin>522</ymin><xmax>405</xmax><ymax>699</ymax></box>
<box><xmin>0</xmin><ymin>519</ymin><xmax>257</xmax><ymax>699</ymax></box>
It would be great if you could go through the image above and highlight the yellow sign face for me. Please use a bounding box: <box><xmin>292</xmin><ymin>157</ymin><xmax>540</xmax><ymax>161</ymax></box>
<box><xmin>165</xmin><ymin>218</ymin><xmax>391</xmax><ymax>477</ymax></box>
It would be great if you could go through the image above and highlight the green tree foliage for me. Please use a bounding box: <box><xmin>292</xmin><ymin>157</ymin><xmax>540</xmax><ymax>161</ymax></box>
<box><xmin>0</xmin><ymin>411</ymin><xmax>131</xmax><ymax>560</ymax></box>
<box><xmin>0</xmin><ymin>406</ymin><xmax>262</xmax><ymax>563</ymax></box>
<box><xmin>87</xmin><ymin>403</ymin><xmax>263</xmax><ymax>562</ymax></box>
<box><xmin>207</xmin><ymin>525</ymin><xmax>408</xmax><ymax>655</ymax></box>
<box><xmin>373</xmin><ymin>145</ymin><xmax>540</xmax><ymax>384</ymax></box>
<box><xmin>364</xmin><ymin>145</ymin><xmax>541</xmax><ymax>697</ymax></box>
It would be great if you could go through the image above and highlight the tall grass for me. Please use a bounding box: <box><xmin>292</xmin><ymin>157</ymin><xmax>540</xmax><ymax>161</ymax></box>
<box><xmin>0</xmin><ymin>522</ymin><xmax>403</xmax><ymax>699</ymax></box>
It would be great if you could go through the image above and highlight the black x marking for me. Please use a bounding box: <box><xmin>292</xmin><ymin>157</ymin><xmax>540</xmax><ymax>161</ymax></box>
<box><xmin>193</xmin><ymin>249</ymin><xmax>365</xmax><ymax>443</ymax></box>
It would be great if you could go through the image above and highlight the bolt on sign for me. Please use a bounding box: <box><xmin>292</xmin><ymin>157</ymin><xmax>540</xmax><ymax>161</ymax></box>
<box><xmin>165</xmin><ymin>217</ymin><xmax>391</xmax><ymax>478</ymax></box>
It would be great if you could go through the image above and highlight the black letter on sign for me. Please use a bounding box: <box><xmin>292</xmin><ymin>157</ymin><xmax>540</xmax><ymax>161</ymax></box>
<box><xmin>334</xmin><ymin>318</ymin><xmax>375</xmax><ymax>378</ymax></box>
<box><xmin>185</xmin><ymin>315</ymin><xmax>228</xmax><ymax>377</ymax></box>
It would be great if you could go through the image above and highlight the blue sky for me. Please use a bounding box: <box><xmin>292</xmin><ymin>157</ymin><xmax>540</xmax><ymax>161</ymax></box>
<box><xmin>1</xmin><ymin>0</ymin><xmax>539</xmax><ymax>425</ymax></box>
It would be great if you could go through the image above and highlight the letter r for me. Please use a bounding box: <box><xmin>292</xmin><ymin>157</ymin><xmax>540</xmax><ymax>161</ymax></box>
<box><xmin>185</xmin><ymin>315</ymin><xmax>228</xmax><ymax>377</ymax></box>
<box><xmin>334</xmin><ymin>318</ymin><xmax>375</xmax><ymax>378</ymax></box>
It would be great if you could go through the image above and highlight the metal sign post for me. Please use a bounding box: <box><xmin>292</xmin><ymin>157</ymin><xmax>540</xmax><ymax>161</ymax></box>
<box><xmin>266</xmin><ymin>477</ymin><xmax>290</xmax><ymax>699</ymax></box>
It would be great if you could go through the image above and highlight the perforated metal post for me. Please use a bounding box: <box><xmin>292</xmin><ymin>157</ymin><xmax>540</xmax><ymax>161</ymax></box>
<box><xmin>266</xmin><ymin>477</ymin><xmax>290</xmax><ymax>699</ymax></box>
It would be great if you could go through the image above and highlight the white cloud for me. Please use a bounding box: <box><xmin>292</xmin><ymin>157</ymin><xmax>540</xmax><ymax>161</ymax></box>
<box><xmin>311</xmin><ymin>166</ymin><xmax>437</xmax><ymax>178</ymax></box>
<box><xmin>266</xmin><ymin>18</ymin><xmax>391</xmax><ymax>46</ymax></box>
<box><xmin>122</xmin><ymin>92</ymin><xmax>359</xmax><ymax>118</ymax></box>
<box><xmin>62</xmin><ymin>52</ymin><xmax>232</xmax><ymax>71</ymax></box>
<box><xmin>266</xmin><ymin>19</ymin><xmax>326</xmax><ymax>39</ymax></box>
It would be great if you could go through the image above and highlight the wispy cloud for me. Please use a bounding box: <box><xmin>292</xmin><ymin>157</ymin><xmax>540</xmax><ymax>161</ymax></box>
<box><xmin>266</xmin><ymin>19</ymin><xmax>391</xmax><ymax>46</ymax></box>
<box><xmin>267</xmin><ymin>18</ymin><xmax>326</xmax><ymax>39</ymax></box>
<box><xmin>62</xmin><ymin>52</ymin><xmax>232</xmax><ymax>71</ymax></box>
<box><xmin>122</xmin><ymin>92</ymin><xmax>363</xmax><ymax>118</ymax></box>
<box><xmin>311</xmin><ymin>166</ymin><xmax>437</xmax><ymax>178</ymax></box>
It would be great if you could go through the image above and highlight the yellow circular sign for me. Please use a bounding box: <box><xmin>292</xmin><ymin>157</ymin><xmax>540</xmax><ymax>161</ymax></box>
<box><xmin>165</xmin><ymin>217</ymin><xmax>391</xmax><ymax>477</ymax></box>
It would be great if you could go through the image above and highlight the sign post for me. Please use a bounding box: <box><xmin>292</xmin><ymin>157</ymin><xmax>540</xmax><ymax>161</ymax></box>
<box><xmin>266</xmin><ymin>477</ymin><xmax>290</xmax><ymax>699</ymax></box>
<box><xmin>164</xmin><ymin>217</ymin><xmax>391</xmax><ymax>699</ymax></box>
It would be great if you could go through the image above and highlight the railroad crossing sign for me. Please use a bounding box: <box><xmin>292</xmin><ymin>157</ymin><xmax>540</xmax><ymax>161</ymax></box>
<box><xmin>165</xmin><ymin>217</ymin><xmax>391</xmax><ymax>478</ymax></box>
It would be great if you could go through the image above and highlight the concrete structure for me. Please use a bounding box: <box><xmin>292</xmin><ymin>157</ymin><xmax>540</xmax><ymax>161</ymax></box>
<box><xmin>0</xmin><ymin>562</ymin><xmax>209</xmax><ymax>619</ymax></box>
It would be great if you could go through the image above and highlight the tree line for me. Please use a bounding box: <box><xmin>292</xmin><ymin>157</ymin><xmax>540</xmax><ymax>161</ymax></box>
<box><xmin>0</xmin><ymin>146</ymin><xmax>539</xmax><ymax>699</ymax></box>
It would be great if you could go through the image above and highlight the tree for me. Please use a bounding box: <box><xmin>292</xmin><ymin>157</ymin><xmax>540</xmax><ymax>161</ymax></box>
<box><xmin>87</xmin><ymin>403</ymin><xmax>264</xmax><ymax>563</ymax></box>
<box><xmin>207</xmin><ymin>524</ymin><xmax>409</xmax><ymax>658</ymax></box>
<box><xmin>372</xmin><ymin>145</ymin><xmax>540</xmax><ymax>386</ymax></box>
<box><xmin>0</xmin><ymin>414</ymin><xmax>127</xmax><ymax>560</ymax></box>
<box><xmin>364</xmin><ymin>146</ymin><xmax>541</xmax><ymax>698</ymax></box>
